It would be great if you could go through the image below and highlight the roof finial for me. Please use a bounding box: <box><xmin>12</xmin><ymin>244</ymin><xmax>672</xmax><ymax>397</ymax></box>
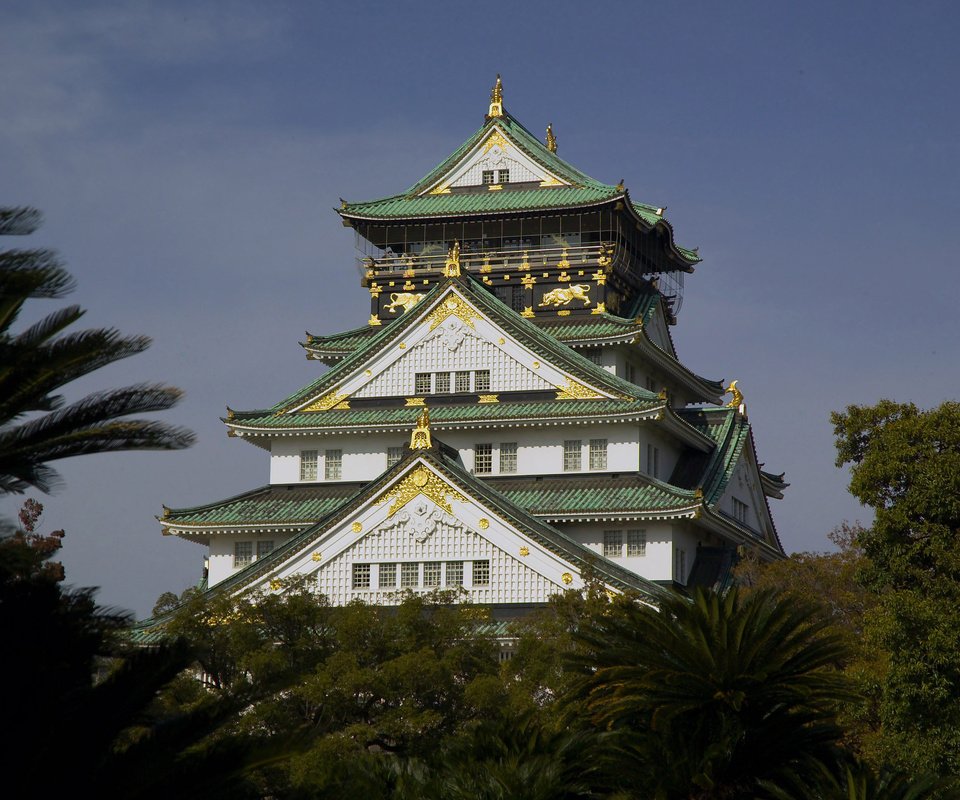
<box><xmin>488</xmin><ymin>74</ymin><xmax>504</xmax><ymax>119</ymax></box>
<box><xmin>724</xmin><ymin>380</ymin><xmax>745</xmax><ymax>412</ymax></box>
<box><xmin>444</xmin><ymin>240</ymin><xmax>461</xmax><ymax>277</ymax></box>
<box><xmin>616</xmin><ymin>179</ymin><xmax>625</xmax><ymax>192</ymax></box>
<box><xmin>546</xmin><ymin>123</ymin><xmax>557</xmax><ymax>153</ymax></box>
<box><xmin>410</xmin><ymin>406</ymin><xmax>432</xmax><ymax>450</ymax></box>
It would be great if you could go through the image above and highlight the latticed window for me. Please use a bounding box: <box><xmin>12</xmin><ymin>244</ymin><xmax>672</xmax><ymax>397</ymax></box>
<box><xmin>300</xmin><ymin>450</ymin><xmax>318</xmax><ymax>481</ymax></box>
<box><xmin>445</xmin><ymin>561</ymin><xmax>464</xmax><ymax>586</ymax></box>
<box><xmin>733</xmin><ymin>498</ymin><xmax>748</xmax><ymax>523</ymax></box>
<box><xmin>474</xmin><ymin>443</ymin><xmax>493</xmax><ymax>474</ymax></box>
<box><xmin>674</xmin><ymin>548</ymin><xmax>687</xmax><ymax>583</ymax></box>
<box><xmin>415</xmin><ymin>372</ymin><xmax>431</xmax><ymax>394</ymax></box>
<box><xmin>499</xmin><ymin>442</ymin><xmax>518</xmax><ymax>473</ymax></box>
<box><xmin>627</xmin><ymin>530</ymin><xmax>646</xmax><ymax>557</ymax></box>
<box><xmin>435</xmin><ymin>372</ymin><xmax>450</xmax><ymax>393</ymax></box>
<box><xmin>510</xmin><ymin>285</ymin><xmax>524</xmax><ymax>311</ymax></box>
<box><xmin>498</xmin><ymin>169</ymin><xmax>510</xmax><ymax>183</ymax></box>
<box><xmin>563</xmin><ymin>440</ymin><xmax>582</xmax><ymax>471</ymax></box>
<box><xmin>473</xmin><ymin>560</ymin><xmax>490</xmax><ymax>586</ymax></box>
<box><xmin>387</xmin><ymin>446</ymin><xmax>404</xmax><ymax>468</ymax></box>
<box><xmin>256</xmin><ymin>540</ymin><xmax>274</xmax><ymax>559</ymax></box>
<box><xmin>325</xmin><ymin>449</ymin><xmax>342</xmax><ymax>480</ymax></box>
<box><xmin>586</xmin><ymin>350</ymin><xmax>603</xmax><ymax>365</ymax></box>
<box><xmin>646</xmin><ymin>444</ymin><xmax>660</xmax><ymax>479</ymax></box>
<box><xmin>455</xmin><ymin>371</ymin><xmax>471</xmax><ymax>393</ymax></box>
<box><xmin>401</xmin><ymin>562</ymin><xmax>418</xmax><ymax>587</ymax></box>
<box><xmin>380</xmin><ymin>563</ymin><xmax>397</xmax><ymax>588</ymax></box>
<box><xmin>482</xmin><ymin>170</ymin><xmax>495</xmax><ymax>185</ymax></box>
<box><xmin>626</xmin><ymin>364</ymin><xmax>636</xmax><ymax>383</ymax></box>
<box><xmin>603</xmin><ymin>530</ymin><xmax>623</xmax><ymax>558</ymax></box>
<box><xmin>234</xmin><ymin>541</ymin><xmax>252</xmax><ymax>568</ymax></box>
<box><xmin>352</xmin><ymin>563</ymin><xmax>371</xmax><ymax>589</ymax></box>
<box><xmin>475</xmin><ymin>370</ymin><xmax>491</xmax><ymax>392</ymax></box>
<box><xmin>589</xmin><ymin>439</ymin><xmax>608</xmax><ymax>470</ymax></box>
<box><xmin>423</xmin><ymin>562</ymin><xmax>441</xmax><ymax>587</ymax></box>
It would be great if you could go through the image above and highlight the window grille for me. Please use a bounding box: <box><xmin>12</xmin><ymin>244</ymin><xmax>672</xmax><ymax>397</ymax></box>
<box><xmin>498</xmin><ymin>169</ymin><xmax>510</xmax><ymax>183</ymax></box>
<box><xmin>423</xmin><ymin>562</ymin><xmax>441</xmax><ymax>587</ymax></box>
<box><xmin>455</xmin><ymin>371</ymin><xmax>471</xmax><ymax>393</ymax></box>
<box><xmin>300</xmin><ymin>450</ymin><xmax>318</xmax><ymax>481</ymax></box>
<box><xmin>586</xmin><ymin>350</ymin><xmax>603</xmax><ymax>365</ymax></box>
<box><xmin>379</xmin><ymin>563</ymin><xmax>397</xmax><ymax>588</ymax></box>
<box><xmin>499</xmin><ymin>442</ymin><xmax>518</xmax><ymax>473</ymax></box>
<box><xmin>627</xmin><ymin>530</ymin><xmax>646</xmax><ymax>557</ymax></box>
<box><xmin>435</xmin><ymin>372</ymin><xmax>450</xmax><ymax>393</ymax></box>
<box><xmin>589</xmin><ymin>439</ymin><xmax>608</xmax><ymax>470</ymax></box>
<box><xmin>257</xmin><ymin>540</ymin><xmax>274</xmax><ymax>559</ymax></box>
<box><xmin>733</xmin><ymin>498</ymin><xmax>748</xmax><ymax>523</ymax></box>
<box><xmin>352</xmin><ymin>563</ymin><xmax>371</xmax><ymax>589</ymax></box>
<box><xmin>474</xmin><ymin>443</ymin><xmax>493</xmax><ymax>474</ymax></box>
<box><xmin>473</xmin><ymin>560</ymin><xmax>490</xmax><ymax>586</ymax></box>
<box><xmin>400</xmin><ymin>562</ymin><xmax>418</xmax><ymax>587</ymax></box>
<box><xmin>234</xmin><ymin>541</ymin><xmax>252</xmax><ymax>568</ymax></box>
<box><xmin>415</xmin><ymin>372</ymin><xmax>432</xmax><ymax>394</ymax></box>
<box><xmin>604</xmin><ymin>530</ymin><xmax>623</xmax><ymax>558</ymax></box>
<box><xmin>387</xmin><ymin>446</ymin><xmax>404</xmax><ymax>468</ymax></box>
<box><xmin>445</xmin><ymin>561</ymin><xmax>464</xmax><ymax>586</ymax></box>
<box><xmin>563</xmin><ymin>440</ymin><xmax>582</xmax><ymax>471</ymax></box>
<box><xmin>482</xmin><ymin>170</ymin><xmax>495</xmax><ymax>185</ymax></box>
<box><xmin>646</xmin><ymin>444</ymin><xmax>660</xmax><ymax>479</ymax></box>
<box><xmin>324</xmin><ymin>449</ymin><xmax>342</xmax><ymax>480</ymax></box>
<box><xmin>475</xmin><ymin>370</ymin><xmax>491</xmax><ymax>392</ymax></box>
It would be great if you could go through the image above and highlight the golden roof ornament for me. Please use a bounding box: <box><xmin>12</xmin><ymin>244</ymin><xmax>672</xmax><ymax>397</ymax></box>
<box><xmin>410</xmin><ymin>406</ymin><xmax>432</xmax><ymax>450</ymax></box>
<box><xmin>546</xmin><ymin>123</ymin><xmax>557</xmax><ymax>153</ymax></box>
<box><xmin>444</xmin><ymin>240</ymin><xmax>461</xmax><ymax>277</ymax></box>
<box><xmin>615</xmin><ymin>179</ymin><xmax>625</xmax><ymax>192</ymax></box>
<box><xmin>724</xmin><ymin>380</ymin><xmax>744</xmax><ymax>410</ymax></box>
<box><xmin>487</xmin><ymin>74</ymin><xmax>504</xmax><ymax>118</ymax></box>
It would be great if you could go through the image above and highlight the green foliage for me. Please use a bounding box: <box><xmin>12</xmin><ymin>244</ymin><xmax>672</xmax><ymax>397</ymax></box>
<box><xmin>0</xmin><ymin>205</ymin><xmax>194</xmax><ymax>496</ymax></box>
<box><xmin>833</xmin><ymin>400</ymin><xmax>960</xmax><ymax>777</ymax></box>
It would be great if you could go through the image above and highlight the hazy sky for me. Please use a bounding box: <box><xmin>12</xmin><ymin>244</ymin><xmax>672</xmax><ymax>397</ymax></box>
<box><xmin>3</xmin><ymin>1</ymin><xmax>958</xmax><ymax>617</ymax></box>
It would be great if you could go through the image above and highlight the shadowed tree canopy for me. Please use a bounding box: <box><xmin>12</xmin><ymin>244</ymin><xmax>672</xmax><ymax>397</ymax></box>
<box><xmin>0</xmin><ymin>206</ymin><xmax>194</xmax><ymax>495</ymax></box>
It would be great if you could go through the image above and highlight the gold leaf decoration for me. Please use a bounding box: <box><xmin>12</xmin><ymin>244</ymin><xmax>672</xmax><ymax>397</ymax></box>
<box><xmin>303</xmin><ymin>390</ymin><xmax>350</xmax><ymax>412</ymax></box>
<box><xmin>311</xmin><ymin>552</ymin><xmax>322</xmax><ymax>562</ymax></box>
<box><xmin>555</xmin><ymin>379</ymin><xmax>603</xmax><ymax>401</ymax></box>
<box><xmin>561</xmin><ymin>572</ymin><xmax>573</xmax><ymax>585</ymax></box>
<box><xmin>427</xmin><ymin>294</ymin><xmax>478</xmax><ymax>331</ymax></box>
<box><xmin>519</xmin><ymin>546</ymin><xmax>529</xmax><ymax>556</ymax></box>
<box><xmin>478</xmin><ymin>395</ymin><xmax>499</xmax><ymax>404</ymax></box>
<box><xmin>376</xmin><ymin>466</ymin><xmax>466</xmax><ymax>517</ymax></box>
<box><xmin>351</xmin><ymin>522</ymin><xmax>362</xmax><ymax>533</ymax></box>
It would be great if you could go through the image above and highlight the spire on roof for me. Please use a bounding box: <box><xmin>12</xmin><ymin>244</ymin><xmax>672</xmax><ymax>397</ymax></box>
<box><xmin>487</xmin><ymin>74</ymin><xmax>503</xmax><ymax>119</ymax></box>
<box><xmin>444</xmin><ymin>240</ymin><xmax>461</xmax><ymax>277</ymax></box>
<box><xmin>546</xmin><ymin>123</ymin><xmax>557</xmax><ymax>153</ymax></box>
<box><xmin>410</xmin><ymin>406</ymin><xmax>432</xmax><ymax>450</ymax></box>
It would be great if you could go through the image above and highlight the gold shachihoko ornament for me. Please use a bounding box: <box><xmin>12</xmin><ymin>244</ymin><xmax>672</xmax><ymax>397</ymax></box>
<box><xmin>410</xmin><ymin>406</ymin><xmax>432</xmax><ymax>450</ymax></box>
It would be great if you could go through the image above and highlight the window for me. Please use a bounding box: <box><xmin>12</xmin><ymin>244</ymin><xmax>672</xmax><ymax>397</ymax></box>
<box><xmin>586</xmin><ymin>350</ymin><xmax>604</xmax><ymax>365</ymax></box>
<box><xmin>674</xmin><ymin>548</ymin><xmax>687</xmax><ymax>583</ymax></box>
<box><xmin>300</xmin><ymin>450</ymin><xmax>318</xmax><ymax>481</ymax></box>
<box><xmin>482</xmin><ymin>170</ymin><xmax>495</xmax><ymax>185</ymax></box>
<box><xmin>474</xmin><ymin>443</ymin><xmax>493</xmax><ymax>474</ymax></box>
<box><xmin>415</xmin><ymin>372</ymin><xmax>432</xmax><ymax>394</ymax></box>
<box><xmin>733</xmin><ymin>498</ymin><xmax>749</xmax><ymax>524</ymax></box>
<box><xmin>627</xmin><ymin>530</ymin><xmax>646</xmax><ymax>557</ymax></box>
<box><xmin>626</xmin><ymin>364</ymin><xmax>636</xmax><ymax>384</ymax></box>
<box><xmin>424</xmin><ymin>562</ymin><xmax>441</xmax><ymax>587</ymax></box>
<box><xmin>401</xmin><ymin>562</ymin><xmax>418</xmax><ymax>587</ymax></box>
<box><xmin>646</xmin><ymin>444</ymin><xmax>660</xmax><ymax>479</ymax></box>
<box><xmin>604</xmin><ymin>530</ymin><xmax>623</xmax><ymax>558</ymax></box>
<box><xmin>499</xmin><ymin>442</ymin><xmax>518</xmax><ymax>473</ymax></box>
<box><xmin>380</xmin><ymin>563</ymin><xmax>397</xmax><ymax>588</ymax></box>
<box><xmin>475</xmin><ymin>370</ymin><xmax>491</xmax><ymax>392</ymax></box>
<box><xmin>446</xmin><ymin>561</ymin><xmax>464</xmax><ymax>586</ymax></box>
<box><xmin>589</xmin><ymin>439</ymin><xmax>608</xmax><ymax>470</ymax></box>
<box><xmin>498</xmin><ymin>169</ymin><xmax>510</xmax><ymax>184</ymax></box>
<box><xmin>563</xmin><ymin>440</ymin><xmax>582</xmax><ymax>471</ymax></box>
<box><xmin>510</xmin><ymin>285</ymin><xmax>525</xmax><ymax>312</ymax></box>
<box><xmin>473</xmin><ymin>560</ymin><xmax>490</xmax><ymax>586</ymax></box>
<box><xmin>455</xmin><ymin>371</ymin><xmax>471</xmax><ymax>393</ymax></box>
<box><xmin>257</xmin><ymin>540</ymin><xmax>274</xmax><ymax>559</ymax></box>
<box><xmin>387</xmin><ymin>446</ymin><xmax>404</xmax><ymax>468</ymax></box>
<box><xmin>352</xmin><ymin>563</ymin><xmax>371</xmax><ymax>589</ymax></box>
<box><xmin>435</xmin><ymin>372</ymin><xmax>450</xmax><ymax>393</ymax></box>
<box><xmin>234</xmin><ymin>541</ymin><xmax>252</xmax><ymax>568</ymax></box>
<box><xmin>324</xmin><ymin>449</ymin><xmax>342</xmax><ymax>480</ymax></box>
<box><xmin>645</xmin><ymin>376</ymin><xmax>657</xmax><ymax>392</ymax></box>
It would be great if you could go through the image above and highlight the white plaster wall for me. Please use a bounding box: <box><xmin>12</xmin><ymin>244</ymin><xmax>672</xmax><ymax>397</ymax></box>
<box><xmin>638</xmin><ymin>425</ymin><xmax>680</xmax><ymax>481</ymax></box>
<box><xmin>269</xmin><ymin>423</ymin><xmax>642</xmax><ymax>483</ymax></box>
<box><xmin>208</xmin><ymin>532</ymin><xmax>291</xmax><ymax>587</ymax></box>
<box><xmin>558</xmin><ymin>521</ymin><xmax>674</xmax><ymax>583</ymax></box>
<box><xmin>671</xmin><ymin>523</ymin><xmax>702</xmax><ymax>585</ymax></box>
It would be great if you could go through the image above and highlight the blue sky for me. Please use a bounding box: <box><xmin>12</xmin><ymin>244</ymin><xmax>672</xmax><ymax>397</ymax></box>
<box><xmin>3</xmin><ymin>1</ymin><xmax>959</xmax><ymax>617</ymax></box>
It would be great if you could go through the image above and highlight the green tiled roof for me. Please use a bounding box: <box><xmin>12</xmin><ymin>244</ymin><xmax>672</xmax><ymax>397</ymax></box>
<box><xmin>230</xmin><ymin>397</ymin><xmax>660</xmax><ymax>432</ymax></box>
<box><xmin>304</xmin><ymin>324</ymin><xmax>376</xmax><ymax>356</ymax></box>
<box><xmin>231</xmin><ymin>276</ymin><xmax>662</xmax><ymax>428</ymax></box>
<box><xmin>160</xmin><ymin>473</ymin><xmax>699</xmax><ymax>530</ymax></box>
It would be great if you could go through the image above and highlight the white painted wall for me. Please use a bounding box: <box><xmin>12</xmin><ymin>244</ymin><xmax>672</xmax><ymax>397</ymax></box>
<box><xmin>208</xmin><ymin>532</ymin><xmax>292</xmax><ymax>587</ymax></box>
<box><xmin>559</xmin><ymin>520</ymin><xmax>675</xmax><ymax>583</ymax></box>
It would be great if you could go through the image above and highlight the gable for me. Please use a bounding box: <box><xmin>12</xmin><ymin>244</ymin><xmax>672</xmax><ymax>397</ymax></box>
<box><xmin>288</xmin><ymin>285</ymin><xmax>618</xmax><ymax>412</ymax></box>
<box><xmin>645</xmin><ymin>304</ymin><xmax>676</xmax><ymax>357</ymax></box>
<box><xmin>422</xmin><ymin>126</ymin><xmax>567</xmax><ymax>195</ymax></box>
<box><xmin>716</xmin><ymin>447</ymin><xmax>778</xmax><ymax>546</ymax></box>
<box><xmin>228</xmin><ymin>459</ymin><xmax>595</xmax><ymax>604</ymax></box>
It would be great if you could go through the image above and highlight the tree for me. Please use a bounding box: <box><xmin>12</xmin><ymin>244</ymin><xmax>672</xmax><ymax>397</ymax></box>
<box><xmin>0</xmin><ymin>206</ymin><xmax>193</xmax><ymax>496</ymax></box>
<box><xmin>833</xmin><ymin>400</ymin><xmax>960</xmax><ymax>777</ymax></box>
<box><xmin>570</xmin><ymin>587</ymin><xmax>856</xmax><ymax>800</ymax></box>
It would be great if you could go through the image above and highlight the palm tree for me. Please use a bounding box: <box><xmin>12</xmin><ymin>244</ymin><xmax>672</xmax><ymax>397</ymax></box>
<box><xmin>0</xmin><ymin>206</ymin><xmax>194</xmax><ymax>495</ymax></box>
<box><xmin>570</xmin><ymin>587</ymin><xmax>857</xmax><ymax>800</ymax></box>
